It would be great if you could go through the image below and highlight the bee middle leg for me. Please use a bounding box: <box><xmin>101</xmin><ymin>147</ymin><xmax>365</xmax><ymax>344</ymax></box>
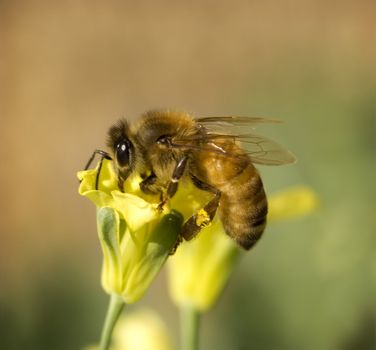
<box><xmin>157</xmin><ymin>156</ymin><xmax>189</xmax><ymax>211</ymax></box>
<box><xmin>181</xmin><ymin>175</ymin><xmax>221</xmax><ymax>241</ymax></box>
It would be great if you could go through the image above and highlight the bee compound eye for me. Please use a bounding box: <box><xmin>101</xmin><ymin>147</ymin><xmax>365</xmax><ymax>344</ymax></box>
<box><xmin>115</xmin><ymin>139</ymin><xmax>131</xmax><ymax>166</ymax></box>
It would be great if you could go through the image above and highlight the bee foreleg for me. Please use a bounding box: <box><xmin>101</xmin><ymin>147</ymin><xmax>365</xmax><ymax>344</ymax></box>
<box><xmin>157</xmin><ymin>156</ymin><xmax>189</xmax><ymax>211</ymax></box>
<box><xmin>181</xmin><ymin>176</ymin><xmax>221</xmax><ymax>241</ymax></box>
<box><xmin>82</xmin><ymin>149</ymin><xmax>112</xmax><ymax>190</ymax></box>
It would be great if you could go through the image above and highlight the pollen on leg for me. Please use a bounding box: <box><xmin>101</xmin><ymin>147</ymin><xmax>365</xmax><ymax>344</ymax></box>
<box><xmin>196</xmin><ymin>209</ymin><xmax>212</xmax><ymax>228</ymax></box>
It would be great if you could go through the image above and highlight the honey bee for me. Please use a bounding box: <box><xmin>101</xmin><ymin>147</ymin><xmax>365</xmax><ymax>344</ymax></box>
<box><xmin>85</xmin><ymin>110</ymin><xmax>295</xmax><ymax>250</ymax></box>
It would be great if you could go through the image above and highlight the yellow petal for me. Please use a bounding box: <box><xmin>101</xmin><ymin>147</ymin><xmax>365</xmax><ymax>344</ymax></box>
<box><xmin>78</xmin><ymin>159</ymin><xmax>119</xmax><ymax>208</ymax></box>
<box><xmin>112</xmin><ymin>191</ymin><xmax>159</xmax><ymax>232</ymax></box>
<box><xmin>120</xmin><ymin>211</ymin><xmax>183</xmax><ymax>303</ymax></box>
<box><xmin>268</xmin><ymin>185</ymin><xmax>319</xmax><ymax>222</ymax></box>
<box><xmin>170</xmin><ymin>180</ymin><xmax>213</xmax><ymax>220</ymax></box>
<box><xmin>168</xmin><ymin>220</ymin><xmax>240</xmax><ymax>311</ymax></box>
<box><xmin>78</xmin><ymin>159</ymin><xmax>118</xmax><ymax>195</ymax></box>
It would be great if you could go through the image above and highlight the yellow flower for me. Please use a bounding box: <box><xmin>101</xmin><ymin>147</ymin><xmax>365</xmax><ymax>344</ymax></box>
<box><xmin>78</xmin><ymin>160</ymin><xmax>183</xmax><ymax>304</ymax></box>
<box><xmin>112</xmin><ymin>309</ymin><xmax>173</xmax><ymax>350</ymax></box>
<box><xmin>167</xmin><ymin>219</ymin><xmax>238</xmax><ymax>312</ymax></box>
<box><xmin>83</xmin><ymin>309</ymin><xmax>173</xmax><ymax>350</ymax></box>
<box><xmin>167</xmin><ymin>185</ymin><xmax>319</xmax><ymax>311</ymax></box>
<box><xmin>268</xmin><ymin>185</ymin><xmax>319</xmax><ymax>221</ymax></box>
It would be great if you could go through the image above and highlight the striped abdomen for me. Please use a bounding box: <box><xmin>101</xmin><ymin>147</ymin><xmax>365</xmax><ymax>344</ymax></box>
<box><xmin>194</xmin><ymin>141</ymin><xmax>268</xmax><ymax>250</ymax></box>
<box><xmin>217</xmin><ymin>162</ymin><xmax>268</xmax><ymax>250</ymax></box>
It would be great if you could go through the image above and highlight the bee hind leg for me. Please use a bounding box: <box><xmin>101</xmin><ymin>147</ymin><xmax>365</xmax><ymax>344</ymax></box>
<box><xmin>181</xmin><ymin>175</ymin><xmax>221</xmax><ymax>241</ymax></box>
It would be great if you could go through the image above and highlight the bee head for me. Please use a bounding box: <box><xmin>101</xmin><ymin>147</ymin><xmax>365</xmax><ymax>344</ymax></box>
<box><xmin>107</xmin><ymin>120</ymin><xmax>135</xmax><ymax>188</ymax></box>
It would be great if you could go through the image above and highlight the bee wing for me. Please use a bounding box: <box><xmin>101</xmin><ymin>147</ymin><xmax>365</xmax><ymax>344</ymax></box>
<box><xmin>172</xmin><ymin>116</ymin><xmax>296</xmax><ymax>166</ymax></box>
<box><xmin>197</xmin><ymin>116</ymin><xmax>282</xmax><ymax>126</ymax></box>
<box><xmin>232</xmin><ymin>133</ymin><xmax>296</xmax><ymax>165</ymax></box>
<box><xmin>197</xmin><ymin>116</ymin><xmax>282</xmax><ymax>134</ymax></box>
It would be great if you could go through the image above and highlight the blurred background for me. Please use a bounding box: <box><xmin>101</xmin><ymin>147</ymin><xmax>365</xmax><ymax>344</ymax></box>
<box><xmin>1</xmin><ymin>1</ymin><xmax>375</xmax><ymax>349</ymax></box>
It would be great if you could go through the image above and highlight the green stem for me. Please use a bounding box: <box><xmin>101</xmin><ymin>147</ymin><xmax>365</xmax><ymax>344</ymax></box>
<box><xmin>99</xmin><ymin>293</ymin><xmax>125</xmax><ymax>350</ymax></box>
<box><xmin>181</xmin><ymin>305</ymin><xmax>201</xmax><ymax>350</ymax></box>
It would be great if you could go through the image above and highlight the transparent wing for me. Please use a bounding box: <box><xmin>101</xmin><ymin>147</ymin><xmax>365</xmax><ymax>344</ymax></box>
<box><xmin>171</xmin><ymin>116</ymin><xmax>296</xmax><ymax>166</ymax></box>
<box><xmin>235</xmin><ymin>133</ymin><xmax>296</xmax><ymax>165</ymax></box>
<box><xmin>197</xmin><ymin>116</ymin><xmax>282</xmax><ymax>135</ymax></box>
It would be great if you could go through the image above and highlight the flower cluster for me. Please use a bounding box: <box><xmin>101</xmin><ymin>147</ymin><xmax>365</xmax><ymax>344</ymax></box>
<box><xmin>78</xmin><ymin>158</ymin><xmax>318</xmax><ymax>350</ymax></box>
